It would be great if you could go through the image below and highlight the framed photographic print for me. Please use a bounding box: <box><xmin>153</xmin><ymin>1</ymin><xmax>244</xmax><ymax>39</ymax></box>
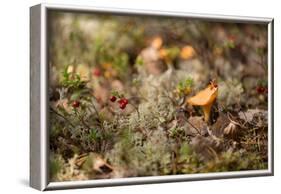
<box><xmin>30</xmin><ymin>3</ymin><xmax>274</xmax><ymax>191</ymax></box>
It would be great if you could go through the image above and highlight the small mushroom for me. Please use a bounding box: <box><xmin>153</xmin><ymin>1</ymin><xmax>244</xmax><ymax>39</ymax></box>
<box><xmin>151</xmin><ymin>36</ymin><xmax>163</xmax><ymax>49</ymax></box>
<box><xmin>223</xmin><ymin>121</ymin><xmax>238</xmax><ymax>139</ymax></box>
<box><xmin>180</xmin><ymin>45</ymin><xmax>196</xmax><ymax>60</ymax></box>
<box><xmin>187</xmin><ymin>81</ymin><xmax>218</xmax><ymax>122</ymax></box>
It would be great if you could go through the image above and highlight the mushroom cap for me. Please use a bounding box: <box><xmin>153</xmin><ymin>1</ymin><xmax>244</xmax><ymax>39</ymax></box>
<box><xmin>151</xmin><ymin>36</ymin><xmax>163</xmax><ymax>49</ymax></box>
<box><xmin>180</xmin><ymin>45</ymin><xmax>196</xmax><ymax>59</ymax></box>
<box><xmin>187</xmin><ymin>83</ymin><xmax>218</xmax><ymax>106</ymax></box>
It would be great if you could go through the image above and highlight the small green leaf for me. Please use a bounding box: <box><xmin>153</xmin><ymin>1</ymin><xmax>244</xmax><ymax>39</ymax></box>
<box><xmin>135</xmin><ymin>56</ymin><xmax>144</xmax><ymax>66</ymax></box>
<box><xmin>180</xmin><ymin>142</ymin><xmax>191</xmax><ymax>156</ymax></box>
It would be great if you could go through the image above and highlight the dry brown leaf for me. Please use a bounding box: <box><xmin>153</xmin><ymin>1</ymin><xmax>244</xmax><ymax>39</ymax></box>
<box><xmin>92</xmin><ymin>154</ymin><xmax>113</xmax><ymax>174</ymax></box>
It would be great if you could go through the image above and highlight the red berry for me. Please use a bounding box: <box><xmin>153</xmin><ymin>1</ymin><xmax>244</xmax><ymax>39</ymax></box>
<box><xmin>118</xmin><ymin>98</ymin><xmax>128</xmax><ymax>105</ymax></box>
<box><xmin>256</xmin><ymin>86</ymin><xmax>266</xmax><ymax>94</ymax></box>
<box><xmin>119</xmin><ymin>102</ymin><xmax>127</xmax><ymax>109</ymax></box>
<box><xmin>92</xmin><ymin>68</ymin><xmax>101</xmax><ymax>77</ymax></box>
<box><xmin>110</xmin><ymin>96</ymin><xmax>117</xmax><ymax>102</ymax></box>
<box><xmin>122</xmin><ymin>98</ymin><xmax>129</xmax><ymax>105</ymax></box>
<box><xmin>72</xmin><ymin>100</ymin><xmax>80</xmax><ymax>108</ymax></box>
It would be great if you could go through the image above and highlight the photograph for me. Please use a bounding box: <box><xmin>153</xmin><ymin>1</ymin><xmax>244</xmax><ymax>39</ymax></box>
<box><xmin>46</xmin><ymin>9</ymin><xmax>271</xmax><ymax>182</ymax></box>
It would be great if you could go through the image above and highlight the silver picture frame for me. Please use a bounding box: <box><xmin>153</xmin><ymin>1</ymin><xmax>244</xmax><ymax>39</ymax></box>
<box><xmin>30</xmin><ymin>3</ymin><xmax>274</xmax><ymax>191</ymax></box>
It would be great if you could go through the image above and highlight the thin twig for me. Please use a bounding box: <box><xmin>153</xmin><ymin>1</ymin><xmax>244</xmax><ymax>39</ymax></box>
<box><xmin>182</xmin><ymin>116</ymin><xmax>202</xmax><ymax>136</ymax></box>
<box><xmin>50</xmin><ymin>107</ymin><xmax>75</xmax><ymax>128</ymax></box>
<box><xmin>160</xmin><ymin>94</ymin><xmax>177</xmax><ymax>106</ymax></box>
<box><xmin>73</xmin><ymin>110</ymin><xmax>90</xmax><ymax>131</ymax></box>
<box><xmin>129</xmin><ymin>103</ymin><xmax>140</xmax><ymax>118</ymax></box>
<box><xmin>89</xmin><ymin>97</ymin><xmax>105</xmax><ymax>131</ymax></box>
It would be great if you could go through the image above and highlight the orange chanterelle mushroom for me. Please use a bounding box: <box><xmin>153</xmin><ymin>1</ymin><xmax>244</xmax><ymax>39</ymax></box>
<box><xmin>187</xmin><ymin>81</ymin><xmax>218</xmax><ymax>122</ymax></box>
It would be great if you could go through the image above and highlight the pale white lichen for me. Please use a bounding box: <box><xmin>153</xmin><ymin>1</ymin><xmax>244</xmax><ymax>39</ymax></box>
<box><xmin>218</xmin><ymin>79</ymin><xmax>244</xmax><ymax>107</ymax></box>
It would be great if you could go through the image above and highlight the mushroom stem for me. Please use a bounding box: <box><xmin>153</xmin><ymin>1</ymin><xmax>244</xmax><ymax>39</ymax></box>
<box><xmin>202</xmin><ymin>103</ymin><xmax>212</xmax><ymax>122</ymax></box>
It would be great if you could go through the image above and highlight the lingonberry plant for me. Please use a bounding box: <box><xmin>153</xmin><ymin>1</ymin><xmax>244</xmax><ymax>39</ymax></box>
<box><xmin>176</xmin><ymin>77</ymin><xmax>194</xmax><ymax>97</ymax></box>
<box><xmin>110</xmin><ymin>91</ymin><xmax>129</xmax><ymax>110</ymax></box>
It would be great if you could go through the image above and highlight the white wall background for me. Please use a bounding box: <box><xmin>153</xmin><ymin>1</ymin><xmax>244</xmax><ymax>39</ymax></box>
<box><xmin>0</xmin><ymin>0</ymin><xmax>279</xmax><ymax>193</ymax></box>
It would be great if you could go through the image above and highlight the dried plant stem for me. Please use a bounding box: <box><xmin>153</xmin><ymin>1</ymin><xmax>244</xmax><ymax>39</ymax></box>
<box><xmin>129</xmin><ymin>103</ymin><xmax>140</xmax><ymax>118</ymax></box>
<box><xmin>182</xmin><ymin>116</ymin><xmax>202</xmax><ymax>136</ymax></box>
<box><xmin>160</xmin><ymin>94</ymin><xmax>177</xmax><ymax>106</ymax></box>
<box><xmin>78</xmin><ymin>113</ymin><xmax>91</xmax><ymax>131</ymax></box>
<box><xmin>50</xmin><ymin>107</ymin><xmax>75</xmax><ymax>128</ymax></box>
<box><xmin>89</xmin><ymin>97</ymin><xmax>105</xmax><ymax>130</ymax></box>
